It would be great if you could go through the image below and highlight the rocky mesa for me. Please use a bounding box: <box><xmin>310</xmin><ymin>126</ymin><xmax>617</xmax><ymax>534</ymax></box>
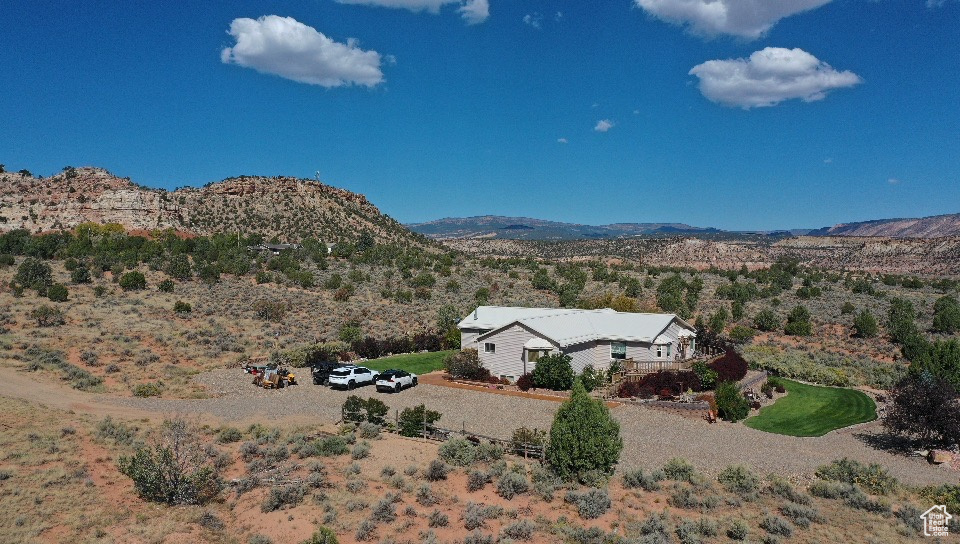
<box><xmin>0</xmin><ymin>167</ymin><xmax>426</xmax><ymax>245</ymax></box>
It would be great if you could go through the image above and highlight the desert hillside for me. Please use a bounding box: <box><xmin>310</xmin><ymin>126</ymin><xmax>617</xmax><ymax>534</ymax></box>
<box><xmin>443</xmin><ymin>236</ymin><xmax>960</xmax><ymax>276</ymax></box>
<box><xmin>810</xmin><ymin>213</ymin><xmax>960</xmax><ymax>238</ymax></box>
<box><xmin>0</xmin><ymin>167</ymin><xmax>429</xmax><ymax>246</ymax></box>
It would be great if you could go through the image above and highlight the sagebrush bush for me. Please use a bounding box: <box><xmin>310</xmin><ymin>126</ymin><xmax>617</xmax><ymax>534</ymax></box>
<box><xmin>416</xmin><ymin>483</ymin><xmax>438</xmax><ymax>506</ymax></box>
<box><xmin>717</xmin><ymin>465</ymin><xmax>760</xmax><ymax>496</ymax></box>
<box><xmin>299</xmin><ymin>527</ymin><xmax>338</xmax><ymax>544</ymax></box>
<box><xmin>779</xmin><ymin>502</ymin><xmax>824</xmax><ymax>528</ymax></box>
<box><xmin>760</xmin><ymin>514</ymin><xmax>793</xmax><ymax>537</ymax></box>
<box><xmin>357</xmin><ymin>422</ymin><xmax>380</xmax><ymax>439</ymax></box>
<box><xmin>354</xmin><ymin>519</ymin><xmax>376</xmax><ymax>541</ymax></box>
<box><xmin>695</xmin><ymin>517</ymin><xmax>719</xmax><ymax>537</ymax></box>
<box><xmin>428</xmin><ymin>509</ymin><xmax>449</xmax><ymax>528</ymax></box>
<box><xmin>623</xmin><ymin>467</ymin><xmax>664</xmax><ymax>491</ymax></box>
<box><xmin>501</xmin><ymin>519</ymin><xmax>536</xmax><ymax>540</ymax></box>
<box><xmin>302</xmin><ymin>436</ymin><xmax>349</xmax><ymax>457</ymax></box>
<box><xmin>814</xmin><ymin>458</ymin><xmax>898</xmax><ymax>495</ymax></box>
<box><xmin>663</xmin><ymin>458</ymin><xmax>697</xmax><ymax>483</ymax></box>
<box><xmin>351</xmin><ymin>441</ymin><xmax>371</xmax><ymax>460</ymax></box>
<box><xmin>468</xmin><ymin>470</ymin><xmax>488</xmax><ymax>492</ymax></box>
<box><xmin>261</xmin><ymin>483</ymin><xmax>306</xmax><ymax>512</ymax></box>
<box><xmin>439</xmin><ymin>437</ymin><xmax>476</xmax><ymax>466</ymax></box>
<box><xmin>675</xmin><ymin>519</ymin><xmax>702</xmax><ymax>544</ymax></box>
<box><xmin>216</xmin><ymin>427</ymin><xmax>243</xmax><ymax>444</ymax></box>
<box><xmin>809</xmin><ymin>480</ymin><xmax>859</xmax><ymax>500</ymax></box>
<box><xmin>766</xmin><ymin>478</ymin><xmax>811</xmax><ymax>505</ymax></box>
<box><xmin>425</xmin><ymin>459</ymin><xmax>449</xmax><ymax>481</ymax></box>
<box><xmin>462</xmin><ymin>532</ymin><xmax>494</xmax><ymax>544</ymax></box>
<box><xmin>727</xmin><ymin>519</ymin><xmax>749</xmax><ymax>540</ymax></box>
<box><xmin>475</xmin><ymin>441</ymin><xmax>504</xmax><ymax>462</ymax></box>
<box><xmin>669</xmin><ymin>486</ymin><xmax>719</xmax><ymax>511</ymax></box>
<box><xmin>462</xmin><ymin>502</ymin><xmax>501</xmax><ymax>531</ymax></box>
<box><xmin>565</xmin><ymin>488</ymin><xmax>611</xmax><ymax>519</ymax></box>
<box><xmin>496</xmin><ymin>471</ymin><xmax>529</xmax><ymax>500</ymax></box>
<box><xmin>371</xmin><ymin>494</ymin><xmax>397</xmax><ymax>523</ymax></box>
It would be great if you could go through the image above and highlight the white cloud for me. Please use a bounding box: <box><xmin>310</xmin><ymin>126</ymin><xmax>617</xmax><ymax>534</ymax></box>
<box><xmin>337</xmin><ymin>0</ymin><xmax>488</xmax><ymax>24</ymax></box>
<box><xmin>634</xmin><ymin>0</ymin><xmax>832</xmax><ymax>39</ymax></box>
<box><xmin>523</xmin><ymin>13</ymin><xmax>543</xmax><ymax>29</ymax></box>
<box><xmin>221</xmin><ymin>15</ymin><xmax>384</xmax><ymax>87</ymax></box>
<box><xmin>688</xmin><ymin>47</ymin><xmax>861</xmax><ymax>108</ymax></box>
<box><xmin>337</xmin><ymin>0</ymin><xmax>453</xmax><ymax>12</ymax></box>
<box><xmin>888</xmin><ymin>177</ymin><xmax>901</xmax><ymax>185</ymax></box>
<box><xmin>594</xmin><ymin>119</ymin><xmax>614</xmax><ymax>132</ymax></box>
<box><xmin>926</xmin><ymin>0</ymin><xmax>956</xmax><ymax>7</ymax></box>
<box><xmin>459</xmin><ymin>0</ymin><xmax>489</xmax><ymax>25</ymax></box>
<box><xmin>557</xmin><ymin>137</ymin><xmax>568</xmax><ymax>144</ymax></box>
<box><xmin>823</xmin><ymin>157</ymin><xmax>833</xmax><ymax>164</ymax></box>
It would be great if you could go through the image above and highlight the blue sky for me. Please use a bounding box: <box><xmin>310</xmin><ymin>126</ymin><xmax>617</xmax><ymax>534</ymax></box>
<box><xmin>1</xmin><ymin>0</ymin><xmax>958</xmax><ymax>230</ymax></box>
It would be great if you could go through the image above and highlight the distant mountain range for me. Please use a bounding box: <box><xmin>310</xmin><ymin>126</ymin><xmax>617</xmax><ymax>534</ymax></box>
<box><xmin>406</xmin><ymin>215</ymin><xmax>727</xmax><ymax>240</ymax></box>
<box><xmin>407</xmin><ymin>213</ymin><xmax>960</xmax><ymax>240</ymax></box>
<box><xmin>807</xmin><ymin>214</ymin><xmax>960</xmax><ymax>238</ymax></box>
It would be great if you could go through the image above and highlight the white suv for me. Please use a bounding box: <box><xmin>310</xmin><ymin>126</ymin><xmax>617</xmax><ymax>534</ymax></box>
<box><xmin>327</xmin><ymin>366</ymin><xmax>379</xmax><ymax>390</ymax></box>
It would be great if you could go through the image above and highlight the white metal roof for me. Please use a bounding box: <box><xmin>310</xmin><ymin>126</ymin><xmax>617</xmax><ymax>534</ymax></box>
<box><xmin>523</xmin><ymin>337</ymin><xmax>556</xmax><ymax>350</ymax></box>
<box><xmin>457</xmin><ymin>305</ymin><xmax>580</xmax><ymax>330</ymax></box>
<box><xmin>469</xmin><ymin>306</ymin><xmax>695</xmax><ymax>348</ymax></box>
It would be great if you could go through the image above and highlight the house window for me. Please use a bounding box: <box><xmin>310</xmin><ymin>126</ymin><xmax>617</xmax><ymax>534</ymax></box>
<box><xmin>484</xmin><ymin>342</ymin><xmax>496</xmax><ymax>353</ymax></box>
<box><xmin>656</xmin><ymin>345</ymin><xmax>663</xmax><ymax>358</ymax></box>
<box><xmin>610</xmin><ymin>342</ymin><xmax>627</xmax><ymax>360</ymax></box>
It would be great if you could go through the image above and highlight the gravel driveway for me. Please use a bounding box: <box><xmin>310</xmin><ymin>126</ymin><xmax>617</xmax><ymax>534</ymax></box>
<box><xmin>108</xmin><ymin>369</ymin><xmax>953</xmax><ymax>487</ymax></box>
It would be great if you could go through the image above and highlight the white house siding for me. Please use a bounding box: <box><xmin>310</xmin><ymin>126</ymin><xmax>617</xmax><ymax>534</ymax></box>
<box><xmin>460</xmin><ymin>328</ymin><xmax>486</xmax><ymax>349</ymax></box>
<box><xmin>661</xmin><ymin>322</ymin><xmax>684</xmax><ymax>343</ymax></box>
<box><xmin>563</xmin><ymin>342</ymin><xmax>598</xmax><ymax>374</ymax></box>
<box><xmin>477</xmin><ymin>324</ymin><xmax>556</xmax><ymax>379</ymax></box>
<box><xmin>626</xmin><ymin>341</ymin><xmax>657</xmax><ymax>362</ymax></box>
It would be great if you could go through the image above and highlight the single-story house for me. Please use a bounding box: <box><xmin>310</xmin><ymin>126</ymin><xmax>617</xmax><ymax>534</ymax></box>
<box><xmin>247</xmin><ymin>243</ymin><xmax>302</xmax><ymax>256</ymax></box>
<box><xmin>457</xmin><ymin>305</ymin><xmax>696</xmax><ymax>381</ymax></box>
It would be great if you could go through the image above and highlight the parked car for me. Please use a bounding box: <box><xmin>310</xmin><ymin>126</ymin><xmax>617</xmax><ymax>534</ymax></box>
<box><xmin>375</xmin><ymin>369</ymin><xmax>418</xmax><ymax>393</ymax></box>
<box><xmin>328</xmin><ymin>365</ymin><xmax>379</xmax><ymax>390</ymax></box>
<box><xmin>310</xmin><ymin>361</ymin><xmax>341</xmax><ymax>385</ymax></box>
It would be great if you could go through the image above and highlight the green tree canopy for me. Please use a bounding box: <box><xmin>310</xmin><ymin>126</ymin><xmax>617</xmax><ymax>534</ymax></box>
<box><xmin>532</xmin><ymin>353</ymin><xmax>575</xmax><ymax>391</ymax></box>
<box><xmin>547</xmin><ymin>380</ymin><xmax>623</xmax><ymax>481</ymax></box>
<box><xmin>853</xmin><ymin>309</ymin><xmax>879</xmax><ymax>338</ymax></box>
<box><xmin>784</xmin><ymin>305</ymin><xmax>812</xmax><ymax>336</ymax></box>
<box><xmin>933</xmin><ymin>296</ymin><xmax>960</xmax><ymax>334</ymax></box>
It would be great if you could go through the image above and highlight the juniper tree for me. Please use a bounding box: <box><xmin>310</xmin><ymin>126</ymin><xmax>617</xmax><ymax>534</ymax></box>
<box><xmin>547</xmin><ymin>380</ymin><xmax>623</xmax><ymax>481</ymax></box>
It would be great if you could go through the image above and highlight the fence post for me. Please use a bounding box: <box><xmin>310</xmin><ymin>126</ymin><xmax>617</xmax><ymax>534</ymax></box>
<box><xmin>422</xmin><ymin>409</ymin><xmax>427</xmax><ymax>439</ymax></box>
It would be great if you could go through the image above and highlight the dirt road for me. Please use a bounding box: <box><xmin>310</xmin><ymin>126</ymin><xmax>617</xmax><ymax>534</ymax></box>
<box><xmin>0</xmin><ymin>366</ymin><xmax>954</xmax><ymax>486</ymax></box>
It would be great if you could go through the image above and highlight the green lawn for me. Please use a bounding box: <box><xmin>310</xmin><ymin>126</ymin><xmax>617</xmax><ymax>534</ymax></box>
<box><xmin>744</xmin><ymin>379</ymin><xmax>877</xmax><ymax>437</ymax></box>
<box><xmin>363</xmin><ymin>350</ymin><xmax>456</xmax><ymax>375</ymax></box>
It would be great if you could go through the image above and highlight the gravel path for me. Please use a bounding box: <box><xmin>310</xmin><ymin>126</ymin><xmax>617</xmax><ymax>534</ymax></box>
<box><xmin>106</xmin><ymin>369</ymin><xmax>954</xmax><ymax>486</ymax></box>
